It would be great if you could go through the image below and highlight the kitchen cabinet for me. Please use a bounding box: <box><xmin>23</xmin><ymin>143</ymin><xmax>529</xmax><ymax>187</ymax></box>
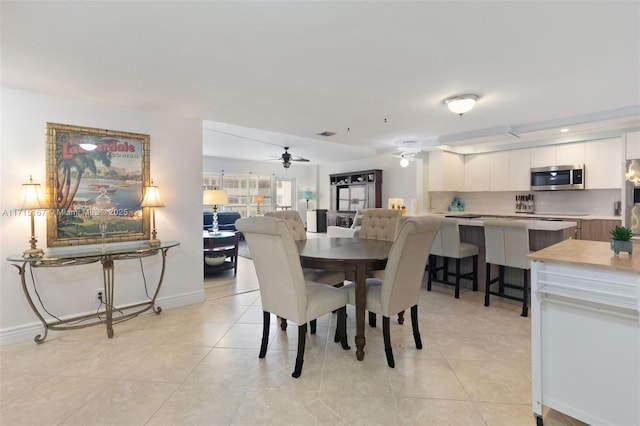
<box><xmin>556</xmin><ymin>142</ymin><xmax>584</xmax><ymax>165</ymax></box>
<box><xmin>626</xmin><ymin>131</ymin><xmax>640</xmax><ymax>160</ymax></box>
<box><xmin>464</xmin><ymin>154</ymin><xmax>490</xmax><ymax>191</ymax></box>
<box><xmin>584</xmin><ymin>137</ymin><xmax>622</xmax><ymax>189</ymax></box>
<box><xmin>581</xmin><ymin>219</ymin><xmax>621</xmax><ymax>241</ymax></box>
<box><xmin>490</xmin><ymin>151</ymin><xmax>510</xmax><ymax>191</ymax></box>
<box><xmin>428</xmin><ymin>151</ymin><xmax>464</xmax><ymax>191</ymax></box>
<box><xmin>509</xmin><ymin>148</ymin><xmax>531</xmax><ymax>191</ymax></box>
<box><xmin>530</xmin><ymin>145</ymin><xmax>557</xmax><ymax>168</ymax></box>
<box><xmin>531</xmin><ymin>142</ymin><xmax>584</xmax><ymax>168</ymax></box>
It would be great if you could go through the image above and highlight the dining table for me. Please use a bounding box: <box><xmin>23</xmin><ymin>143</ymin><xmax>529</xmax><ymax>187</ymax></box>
<box><xmin>296</xmin><ymin>237</ymin><xmax>393</xmax><ymax>361</ymax></box>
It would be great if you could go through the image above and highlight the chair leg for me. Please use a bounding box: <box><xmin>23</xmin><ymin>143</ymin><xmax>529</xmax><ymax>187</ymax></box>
<box><xmin>411</xmin><ymin>305</ymin><xmax>422</xmax><ymax>350</ymax></box>
<box><xmin>292</xmin><ymin>323</ymin><xmax>307</xmax><ymax>378</ymax></box>
<box><xmin>443</xmin><ymin>257</ymin><xmax>449</xmax><ymax>283</ymax></box>
<box><xmin>368</xmin><ymin>311</ymin><xmax>377</xmax><ymax>328</ymax></box>
<box><xmin>397</xmin><ymin>311</ymin><xmax>404</xmax><ymax>324</ymax></box>
<box><xmin>484</xmin><ymin>263</ymin><xmax>491</xmax><ymax>306</ymax></box>
<box><xmin>279</xmin><ymin>316</ymin><xmax>287</xmax><ymax>331</ymax></box>
<box><xmin>521</xmin><ymin>270</ymin><xmax>529</xmax><ymax>317</ymax></box>
<box><xmin>427</xmin><ymin>255</ymin><xmax>434</xmax><ymax>291</ymax></box>
<box><xmin>472</xmin><ymin>255</ymin><xmax>478</xmax><ymax>291</ymax></box>
<box><xmin>382</xmin><ymin>316</ymin><xmax>395</xmax><ymax>368</ymax></box>
<box><xmin>454</xmin><ymin>258</ymin><xmax>461</xmax><ymax>299</ymax></box>
<box><xmin>310</xmin><ymin>319</ymin><xmax>317</xmax><ymax>334</ymax></box>
<box><xmin>498</xmin><ymin>265</ymin><xmax>505</xmax><ymax>295</ymax></box>
<box><xmin>336</xmin><ymin>306</ymin><xmax>350</xmax><ymax>350</ymax></box>
<box><xmin>259</xmin><ymin>311</ymin><xmax>270</xmax><ymax>359</ymax></box>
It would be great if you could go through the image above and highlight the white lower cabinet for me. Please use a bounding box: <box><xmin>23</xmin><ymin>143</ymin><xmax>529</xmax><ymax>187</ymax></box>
<box><xmin>531</xmin><ymin>260</ymin><xmax>639</xmax><ymax>426</ymax></box>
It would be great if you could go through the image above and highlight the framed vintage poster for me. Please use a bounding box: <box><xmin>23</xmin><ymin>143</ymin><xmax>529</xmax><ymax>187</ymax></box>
<box><xmin>45</xmin><ymin>123</ymin><xmax>151</xmax><ymax>247</ymax></box>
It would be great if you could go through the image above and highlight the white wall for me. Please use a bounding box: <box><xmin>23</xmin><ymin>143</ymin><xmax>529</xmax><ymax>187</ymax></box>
<box><xmin>0</xmin><ymin>88</ymin><xmax>203</xmax><ymax>344</ymax></box>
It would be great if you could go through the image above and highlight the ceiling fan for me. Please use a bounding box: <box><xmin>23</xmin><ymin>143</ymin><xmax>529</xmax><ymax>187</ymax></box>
<box><xmin>272</xmin><ymin>146</ymin><xmax>310</xmax><ymax>168</ymax></box>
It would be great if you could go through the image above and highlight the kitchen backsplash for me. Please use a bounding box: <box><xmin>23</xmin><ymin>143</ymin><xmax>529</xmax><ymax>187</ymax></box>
<box><xmin>427</xmin><ymin>189</ymin><xmax>622</xmax><ymax>216</ymax></box>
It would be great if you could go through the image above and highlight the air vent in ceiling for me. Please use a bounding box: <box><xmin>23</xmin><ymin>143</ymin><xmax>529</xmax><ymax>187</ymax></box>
<box><xmin>317</xmin><ymin>131</ymin><xmax>336</xmax><ymax>137</ymax></box>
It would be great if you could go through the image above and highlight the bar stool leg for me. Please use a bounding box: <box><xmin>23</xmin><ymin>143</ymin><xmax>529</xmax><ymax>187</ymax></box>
<box><xmin>472</xmin><ymin>255</ymin><xmax>478</xmax><ymax>291</ymax></box>
<box><xmin>484</xmin><ymin>263</ymin><xmax>492</xmax><ymax>306</ymax></box>
<box><xmin>521</xmin><ymin>269</ymin><xmax>529</xmax><ymax>317</ymax></box>
<box><xmin>498</xmin><ymin>265</ymin><xmax>505</xmax><ymax>295</ymax></box>
<box><xmin>454</xmin><ymin>258</ymin><xmax>461</xmax><ymax>299</ymax></box>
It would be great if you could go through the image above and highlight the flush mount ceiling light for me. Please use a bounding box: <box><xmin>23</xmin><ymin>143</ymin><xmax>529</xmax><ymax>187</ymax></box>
<box><xmin>444</xmin><ymin>94</ymin><xmax>479</xmax><ymax>116</ymax></box>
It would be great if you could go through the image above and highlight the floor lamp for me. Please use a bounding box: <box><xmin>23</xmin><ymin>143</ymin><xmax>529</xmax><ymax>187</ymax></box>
<box><xmin>303</xmin><ymin>191</ymin><xmax>314</xmax><ymax>209</ymax></box>
<box><xmin>203</xmin><ymin>189</ymin><xmax>229</xmax><ymax>234</ymax></box>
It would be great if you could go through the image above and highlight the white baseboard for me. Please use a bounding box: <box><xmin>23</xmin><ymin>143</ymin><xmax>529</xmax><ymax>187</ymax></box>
<box><xmin>0</xmin><ymin>290</ymin><xmax>205</xmax><ymax>346</ymax></box>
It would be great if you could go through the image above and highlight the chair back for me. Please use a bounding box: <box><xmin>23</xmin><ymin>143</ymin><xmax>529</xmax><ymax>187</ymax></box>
<box><xmin>483</xmin><ymin>219</ymin><xmax>530</xmax><ymax>270</ymax></box>
<box><xmin>264</xmin><ymin>210</ymin><xmax>307</xmax><ymax>241</ymax></box>
<box><xmin>381</xmin><ymin>216</ymin><xmax>443</xmax><ymax>316</ymax></box>
<box><xmin>358</xmin><ymin>208</ymin><xmax>401</xmax><ymax>242</ymax></box>
<box><xmin>235</xmin><ymin>216</ymin><xmax>308</xmax><ymax>323</ymax></box>
<box><xmin>430</xmin><ymin>218</ymin><xmax>463</xmax><ymax>257</ymax></box>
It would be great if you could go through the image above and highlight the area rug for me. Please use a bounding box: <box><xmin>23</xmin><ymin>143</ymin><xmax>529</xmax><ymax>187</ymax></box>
<box><xmin>237</xmin><ymin>240</ymin><xmax>252</xmax><ymax>259</ymax></box>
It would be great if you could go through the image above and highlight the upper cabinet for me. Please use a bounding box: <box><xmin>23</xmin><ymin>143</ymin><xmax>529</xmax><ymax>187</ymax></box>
<box><xmin>530</xmin><ymin>142</ymin><xmax>584</xmax><ymax>167</ymax></box>
<box><xmin>508</xmin><ymin>149</ymin><xmax>531</xmax><ymax>191</ymax></box>
<box><xmin>464</xmin><ymin>154</ymin><xmax>490</xmax><ymax>191</ymax></box>
<box><xmin>626</xmin><ymin>131</ymin><xmax>640</xmax><ymax>160</ymax></box>
<box><xmin>428</xmin><ymin>151</ymin><xmax>464</xmax><ymax>191</ymax></box>
<box><xmin>584</xmin><ymin>138</ymin><xmax>622</xmax><ymax>189</ymax></box>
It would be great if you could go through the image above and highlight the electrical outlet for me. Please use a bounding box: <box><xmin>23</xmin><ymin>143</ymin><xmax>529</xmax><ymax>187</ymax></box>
<box><xmin>96</xmin><ymin>290</ymin><xmax>103</xmax><ymax>302</ymax></box>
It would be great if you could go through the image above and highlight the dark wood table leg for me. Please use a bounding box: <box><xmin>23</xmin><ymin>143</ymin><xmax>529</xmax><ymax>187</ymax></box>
<box><xmin>354</xmin><ymin>262</ymin><xmax>367</xmax><ymax>361</ymax></box>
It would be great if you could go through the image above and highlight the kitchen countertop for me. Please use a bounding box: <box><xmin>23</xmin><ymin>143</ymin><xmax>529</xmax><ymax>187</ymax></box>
<box><xmin>446</xmin><ymin>217</ymin><xmax>577</xmax><ymax>231</ymax></box>
<box><xmin>430</xmin><ymin>211</ymin><xmax>622</xmax><ymax>221</ymax></box>
<box><xmin>528</xmin><ymin>239</ymin><xmax>640</xmax><ymax>273</ymax></box>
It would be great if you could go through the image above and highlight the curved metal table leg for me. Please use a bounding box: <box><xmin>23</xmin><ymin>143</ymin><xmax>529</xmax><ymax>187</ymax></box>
<box><xmin>13</xmin><ymin>263</ymin><xmax>48</xmax><ymax>344</ymax></box>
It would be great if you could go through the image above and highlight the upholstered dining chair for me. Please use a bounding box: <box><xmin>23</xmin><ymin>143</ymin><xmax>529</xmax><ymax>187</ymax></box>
<box><xmin>357</xmin><ymin>208</ymin><xmax>403</xmax><ymax>325</ymax></box>
<box><xmin>344</xmin><ymin>216</ymin><xmax>443</xmax><ymax>368</ymax></box>
<box><xmin>358</xmin><ymin>208</ymin><xmax>402</xmax><ymax>241</ymax></box>
<box><xmin>235</xmin><ymin>216</ymin><xmax>350</xmax><ymax>378</ymax></box>
<box><xmin>265</xmin><ymin>210</ymin><xmax>346</xmax><ymax>330</ymax></box>
<box><xmin>483</xmin><ymin>219</ymin><xmax>531</xmax><ymax>317</ymax></box>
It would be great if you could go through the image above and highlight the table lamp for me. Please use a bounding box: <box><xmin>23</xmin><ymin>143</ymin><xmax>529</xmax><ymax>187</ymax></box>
<box><xmin>303</xmin><ymin>191</ymin><xmax>314</xmax><ymax>209</ymax></box>
<box><xmin>141</xmin><ymin>180</ymin><xmax>165</xmax><ymax>246</ymax></box>
<box><xmin>254</xmin><ymin>194</ymin><xmax>264</xmax><ymax>215</ymax></box>
<box><xmin>203</xmin><ymin>189</ymin><xmax>228</xmax><ymax>234</ymax></box>
<box><xmin>21</xmin><ymin>175</ymin><xmax>48</xmax><ymax>258</ymax></box>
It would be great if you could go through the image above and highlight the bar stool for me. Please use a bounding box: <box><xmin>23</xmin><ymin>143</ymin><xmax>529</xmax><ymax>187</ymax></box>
<box><xmin>427</xmin><ymin>218</ymin><xmax>479</xmax><ymax>298</ymax></box>
<box><xmin>483</xmin><ymin>219</ymin><xmax>530</xmax><ymax>317</ymax></box>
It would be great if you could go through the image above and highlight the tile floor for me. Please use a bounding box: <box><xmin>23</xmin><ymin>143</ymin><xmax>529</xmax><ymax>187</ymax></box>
<box><xmin>1</xmin><ymin>255</ymin><xmax>586</xmax><ymax>425</ymax></box>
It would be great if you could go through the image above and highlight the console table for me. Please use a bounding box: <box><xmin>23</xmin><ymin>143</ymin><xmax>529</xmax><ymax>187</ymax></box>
<box><xmin>6</xmin><ymin>241</ymin><xmax>180</xmax><ymax>343</ymax></box>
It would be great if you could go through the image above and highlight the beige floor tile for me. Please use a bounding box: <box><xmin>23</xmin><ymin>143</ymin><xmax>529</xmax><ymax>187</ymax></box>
<box><xmin>449</xmin><ymin>359</ymin><xmax>532</xmax><ymax>404</ymax></box>
<box><xmin>61</xmin><ymin>380</ymin><xmax>178</xmax><ymax>426</ymax></box>
<box><xmin>0</xmin><ymin>251</ymin><xmax>590</xmax><ymax>426</ymax></box>
<box><xmin>398</xmin><ymin>398</ymin><xmax>485</xmax><ymax>425</ymax></box>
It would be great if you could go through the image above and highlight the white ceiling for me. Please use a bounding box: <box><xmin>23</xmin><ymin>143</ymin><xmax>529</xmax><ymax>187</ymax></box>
<box><xmin>2</xmin><ymin>1</ymin><xmax>639</xmax><ymax>166</ymax></box>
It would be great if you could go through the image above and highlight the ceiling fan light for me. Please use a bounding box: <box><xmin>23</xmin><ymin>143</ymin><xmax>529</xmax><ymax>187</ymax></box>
<box><xmin>444</xmin><ymin>94</ymin><xmax>479</xmax><ymax>116</ymax></box>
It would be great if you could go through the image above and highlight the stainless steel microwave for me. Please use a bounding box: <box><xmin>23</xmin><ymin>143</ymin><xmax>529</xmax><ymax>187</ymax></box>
<box><xmin>530</xmin><ymin>164</ymin><xmax>585</xmax><ymax>191</ymax></box>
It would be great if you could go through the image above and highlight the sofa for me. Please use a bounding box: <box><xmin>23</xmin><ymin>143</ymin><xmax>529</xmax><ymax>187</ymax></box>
<box><xmin>203</xmin><ymin>211</ymin><xmax>242</xmax><ymax>232</ymax></box>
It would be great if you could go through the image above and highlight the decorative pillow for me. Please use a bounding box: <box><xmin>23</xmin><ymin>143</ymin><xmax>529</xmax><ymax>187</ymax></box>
<box><xmin>351</xmin><ymin>210</ymin><xmax>364</xmax><ymax>228</ymax></box>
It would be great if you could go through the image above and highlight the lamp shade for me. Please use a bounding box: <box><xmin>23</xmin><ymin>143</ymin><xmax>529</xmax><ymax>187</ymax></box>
<box><xmin>141</xmin><ymin>184</ymin><xmax>164</xmax><ymax>208</ymax></box>
<box><xmin>203</xmin><ymin>189</ymin><xmax>228</xmax><ymax>206</ymax></box>
<box><xmin>303</xmin><ymin>191</ymin><xmax>315</xmax><ymax>200</ymax></box>
<box><xmin>254</xmin><ymin>195</ymin><xmax>264</xmax><ymax>204</ymax></box>
<box><xmin>20</xmin><ymin>176</ymin><xmax>47</xmax><ymax>209</ymax></box>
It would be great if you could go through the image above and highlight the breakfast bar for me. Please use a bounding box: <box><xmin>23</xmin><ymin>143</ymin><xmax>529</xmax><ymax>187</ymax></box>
<box><xmin>528</xmin><ymin>239</ymin><xmax>639</xmax><ymax>426</ymax></box>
